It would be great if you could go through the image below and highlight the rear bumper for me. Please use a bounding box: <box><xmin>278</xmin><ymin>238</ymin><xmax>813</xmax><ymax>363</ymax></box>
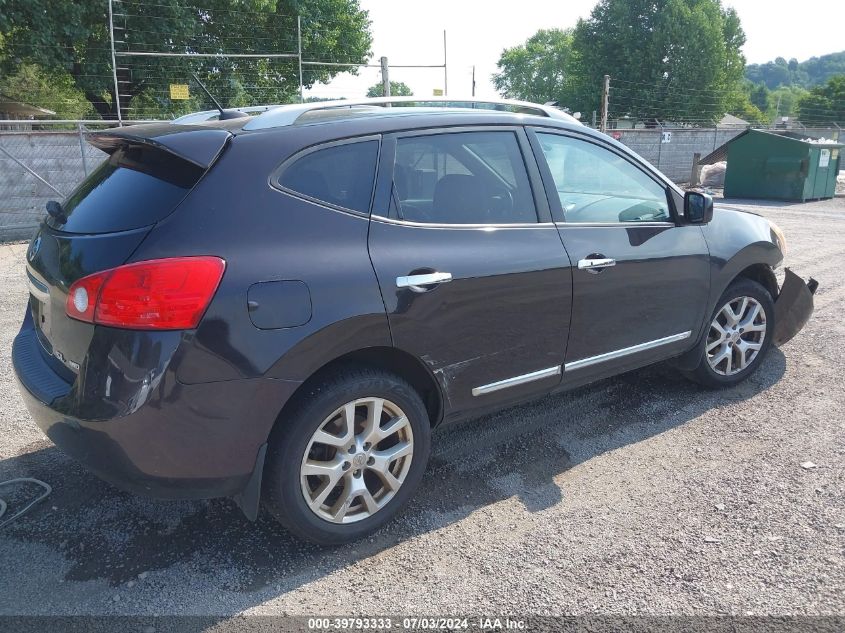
<box><xmin>12</xmin><ymin>317</ymin><xmax>299</xmax><ymax>500</ymax></box>
<box><xmin>773</xmin><ymin>268</ymin><xmax>817</xmax><ymax>347</ymax></box>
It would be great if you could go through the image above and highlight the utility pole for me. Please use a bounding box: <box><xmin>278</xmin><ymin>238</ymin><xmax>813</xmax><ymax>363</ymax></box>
<box><xmin>599</xmin><ymin>74</ymin><xmax>610</xmax><ymax>133</ymax></box>
<box><xmin>380</xmin><ymin>56</ymin><xmax>390</xmax><ymax>99</ymax></box>
<box><xmin>472</xmin><ymin>65</ymin><xmax>476</xmax><ymax>97</ymax></box>
<box><xmin>107</xmin><ymin>0</ymin><xmax>123</xmax><ymax>124</ymax></box>
<box><xmin>297</xmin><ymin>16</ymin><xmax>304</xmax><ymax>103</ymax></box>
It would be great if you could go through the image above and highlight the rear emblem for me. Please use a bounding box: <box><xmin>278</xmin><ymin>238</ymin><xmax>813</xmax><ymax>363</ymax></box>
<box><xmin>28</xmin><ymin>236</ymin><xmax>41</xmax><ymax>262</ymax></box>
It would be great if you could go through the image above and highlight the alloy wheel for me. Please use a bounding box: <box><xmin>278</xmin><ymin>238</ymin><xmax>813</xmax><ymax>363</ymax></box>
<box><xmin>300</xmin><ymin>397</ymin><xmax>414</xmax><ymax>524</ymax></box>
<box><xmin>706</xmin><ymin>296</ymin><xmax>767</xmax><ymax>376</ymax></box>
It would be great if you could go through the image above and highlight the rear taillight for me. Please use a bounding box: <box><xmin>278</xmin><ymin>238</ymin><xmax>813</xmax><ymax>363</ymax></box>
<box><xmin>66</xmin><ymin>257</ymin><xmax>226</xmax><ymax>330</ymax></box>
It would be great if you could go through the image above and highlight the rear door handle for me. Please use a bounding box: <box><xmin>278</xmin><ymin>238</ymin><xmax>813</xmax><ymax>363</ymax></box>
<box><xmin>396</xmin><ymin>272</ymin><xmax>453</xmax><ymax>292</ymax></box>
<box><xmin>577</xmin><ymin>257</ymin><xmax>616</xmax><ymax>273</ymax></box>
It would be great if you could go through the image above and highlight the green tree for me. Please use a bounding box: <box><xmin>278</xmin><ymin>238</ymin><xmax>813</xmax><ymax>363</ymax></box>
<box><xmin>748</xmin><ymin>82</ymin><xmax>770</xmax><ymax>112</ymax></box>
<box><xmin>746</xmin><ymin>51</ymin><xmax>845</xmax><ymax>89</ymax></box>
<box><xmin>0</xmin><ymin>63</ymin><xmax>94</xmax><ymax>119</ymax></box>
<box><xmin>366</xmin><ymin>81</ymin><xmax>413</xmax><ymax>97</ymax></box>
<box><xmin>767</xmin><ymin>85</ymin><xmax>809</xmax><ymax>120</ymax></box>
<box><xmin>492</xmin><ymin>29</ymin><xmax>574</xmax><ymax>105</ymax></box>
<box><xmin>797</xmin><ymin>75</ymin><xmax>845</xmax><ymax>124</ymax></box>
<box><xmin>568</xmin><ymin>0</ymin><xmax>747</xmax><ymax>125</ymax></box>
<box><xmin>727</xmin><ymin>99</ymin><xmax>768</xmax><ymax>125</ymax></box>
<box><xmin>0</xmin><ymin>0</ymin><xmax>372</xmax><ymax>119</ymax></box>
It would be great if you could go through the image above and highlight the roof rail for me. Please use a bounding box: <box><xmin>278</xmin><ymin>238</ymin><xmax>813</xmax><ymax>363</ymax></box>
<box><xmin>240</xmin><ymin>97</ymin><xmax>582</xmax><ymax>131</ymax></box>
<box><xmin>171</xmin><ymin>105</ymin><xmax>282</xmax><ymax>125</ymax></box>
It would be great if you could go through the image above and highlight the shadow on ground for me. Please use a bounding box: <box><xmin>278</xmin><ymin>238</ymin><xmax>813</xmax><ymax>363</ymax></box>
<box><xmin>0</xmin><ymin>348</ymin><xmax>786</xmax><ymax>612</ymax></box>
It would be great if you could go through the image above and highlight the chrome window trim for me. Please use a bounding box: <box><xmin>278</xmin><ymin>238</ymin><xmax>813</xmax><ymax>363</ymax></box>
<box><xmin>371</xmin><ymin>214</ymin><xmax>557</xmax><ymax>230</ymax></box>
<box><xmin>472</xmin><ymin>366</ymin><xmax>561</xmax><ymax>397</ymax></box>
<box><xmin>388</xmin><ymin>127</ymin><xmax>543</xmax><ymax>225</ymax></box>
<box><xmin>528</xmin><ymin>127</ymin><xmax>681</xmax><ymax>224</ymax></box>
<box><xmin>564</xmin><ymin>331</ymin><xmax>692</xmax><ymax>372</ymax></box>
<box><xmin>557</xmin><ymin>221</ymin><xmax>676</xmax><ymax>228</ymax></box>
<box><xmin>268</xmin><ymin>134</ymin><xmax>382</xmax><ymax>217</ymax></box>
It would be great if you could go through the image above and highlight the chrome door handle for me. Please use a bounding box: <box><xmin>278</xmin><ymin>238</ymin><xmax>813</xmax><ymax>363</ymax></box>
<box><xmin>396</xmin><ymin>272</ymin><xmax>453</xmax><ymax>292</ymax></box>
<box><xmin>577</xmin><ymin>258</ymin><xmax>616</xmax><ymax>272</ymax></box>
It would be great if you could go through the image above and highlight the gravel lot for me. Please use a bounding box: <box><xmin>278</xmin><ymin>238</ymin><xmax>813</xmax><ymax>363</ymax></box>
<box><xmin>0</xmin><ymin>197</ymin><xmax>843</xmax><ymax>621</ymax></box>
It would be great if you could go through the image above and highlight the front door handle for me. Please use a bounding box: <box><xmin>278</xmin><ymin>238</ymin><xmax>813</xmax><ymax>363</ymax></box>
<box><xmin>578</xmin><ymin>257</ymin><xmax>616</xmax><ymax>273</ymax></box>
<box><xmin>396</xmin><ymin>271</ymin><xmax>453</xmax><ymax>292</ymax></box>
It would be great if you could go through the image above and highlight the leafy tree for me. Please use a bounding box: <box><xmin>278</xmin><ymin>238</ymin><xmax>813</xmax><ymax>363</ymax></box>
<box><xmin>748</xmin><ymin>82</ymin><xmax>770</xmax><ymax>112</ymax></box>
<box><xmin>568</xmin><ymin>0</ymin><xmax>747</xmax><ymax>125</ymax></box>
<box><xmin>0</xmin><ymin>0</ymin><xmax>373</xmax><ymax>119</ymax></box>
<box><xmin>746</xmin><ymin>51</ymin><xmax>845</xmax><ymax>89</ymax></box>
<box><xmin>797</xmin><ymin>75</ymin><xmax>845</xmax><ymax>124</ymax></box>
<box><xmin>0</xmin><ymin>63</ymin><xmax>94</xmax><ymax>119</ymax></box>
<box><xmin>767</xmin><ymin>85</ymin><xmax>809</xmax><ymax>119</ymax></box>
<box><xmin>366</xmin><ymin>81</ymin><xmax>413</xmax><ymax>97</ymax></box>
<box><xmin>492</xmin><ymin>29</ymin><xmax>574</xmax><ymax>105</ymax></box>
<box><xmin>727</xmin><ymin>99</ymin><xmax>768</xmax><ymax>125</ymax></box>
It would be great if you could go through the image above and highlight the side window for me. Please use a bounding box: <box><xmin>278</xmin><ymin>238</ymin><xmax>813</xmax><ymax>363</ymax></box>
<box><xmin>277</xmin><ymin>140</ymin><xmax>378</xmax><ymax>213</ymax></box>
<box><xmin>392</xmin><ymin>131</ymin><xmax>537</xmax><ymax>225</ymax></box>
<box><xmin>536</xmin><ymin>133</ymin><xmax>671</xmax><ymax>223</ymax></box>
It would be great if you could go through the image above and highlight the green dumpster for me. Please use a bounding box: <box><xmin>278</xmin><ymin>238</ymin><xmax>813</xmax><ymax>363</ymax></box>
<box><xmin>723</xmin><ymin>129</ymin><xmax>842</xmax><ymax>201</ymax></box>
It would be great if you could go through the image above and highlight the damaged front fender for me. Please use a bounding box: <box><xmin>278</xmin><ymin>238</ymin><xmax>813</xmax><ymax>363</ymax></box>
<box><xmin>773</xmin><ymin>268</ymin><xmax>818</xmax><ymax>347</ymax></box>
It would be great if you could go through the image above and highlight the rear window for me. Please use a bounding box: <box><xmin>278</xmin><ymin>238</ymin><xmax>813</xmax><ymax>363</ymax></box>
<box><xmin>275</xmin><ymin>140</ymin><xmax>379</xmax><ymax>214</ymax></box>
<box><xmin>49</xmin><ymin>144</ymin><xmax>204</xmax><ymax>234</ymax></box>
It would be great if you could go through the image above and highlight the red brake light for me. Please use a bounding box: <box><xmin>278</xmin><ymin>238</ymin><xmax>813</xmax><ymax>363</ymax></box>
<box><xmin>66</xmin><ymin>257</ymin><xmax>226</xmax><ymax>330</ymax></box>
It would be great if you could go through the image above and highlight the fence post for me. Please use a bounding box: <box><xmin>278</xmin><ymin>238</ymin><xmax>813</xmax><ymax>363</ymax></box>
<box><xmin>657</xmin><ymin>123</ymin><xmax>663</xmax><ymax>170</ymax></box>
<box><xmin>443</xmin><ymin>30</ymin><xmax>448</xmax><ymax>96</ymax></box>
<box><xmin>713</xmin><ymin>126</ymin><xmax>718</xmax><ymax>151</ymax></box>
<box><xmin>690</xmin><ymin>152</ymin><xmax>701</xmax><ymax>187</ymax></box>
<box><xmin>77</xmin><ymin>123</ymin><xmax>89</xmax><ymax>177</ymax></box>
<box><xmin>107</xmin><ymin>0</ymin><xmax>123</xmax><ymax>124</ymax></box>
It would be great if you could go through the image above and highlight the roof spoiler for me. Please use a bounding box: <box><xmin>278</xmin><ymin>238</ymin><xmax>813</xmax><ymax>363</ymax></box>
<box><xmin>88</xmin><ymin>123</ymin><xmax>231</xmax><ymax>169</ymax></box>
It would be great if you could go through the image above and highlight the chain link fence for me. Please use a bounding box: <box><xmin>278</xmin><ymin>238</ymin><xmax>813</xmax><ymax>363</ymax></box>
<box><xmin>1</xmin><ymin>119</ymin><xmax>842</xmax><ymax>242</ymax></box>
<box><xmin>0</xmin><ymin>122</ymin><xmax>130</xmax><ymax>241</ymax></box>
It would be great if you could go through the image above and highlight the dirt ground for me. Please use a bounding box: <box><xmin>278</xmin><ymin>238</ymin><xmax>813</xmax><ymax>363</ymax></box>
<box><xmin>0</xmin><ymin>197</ymin><xmax>843</xmax><ymax>621</ymax></box>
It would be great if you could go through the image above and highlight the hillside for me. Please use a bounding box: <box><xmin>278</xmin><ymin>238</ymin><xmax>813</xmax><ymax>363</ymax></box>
<box><xmin>745</xmin><ymin>51</ymin><xmax>845</xmax><ymax>89</ymax></box>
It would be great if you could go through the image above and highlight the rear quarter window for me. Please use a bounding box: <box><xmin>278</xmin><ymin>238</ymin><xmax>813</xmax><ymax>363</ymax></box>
<box><xmin>274</xmin><ymin>140</ymin><xmax>379</xmax><ymax>214</ymax></box>
<box><xmin>51</xmin><ymin>144</ymin><xmax>204</xmax><ymax>234</ymax></box>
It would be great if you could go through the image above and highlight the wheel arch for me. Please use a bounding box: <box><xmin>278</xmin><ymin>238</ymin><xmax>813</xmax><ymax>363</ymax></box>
<box><xmin>733</xmin><ymin>263</ymin><xmax>778</xmax><ymax>301</ymax></box>
<box><xmin>670</xmin><ymin>258</ymin><xmax>779</xmax><ymax>372</ymax></box>
<box><xmin>273</xmin><ymin>346</ymin><xmax>444</xmax><ymax>432</ymax></box>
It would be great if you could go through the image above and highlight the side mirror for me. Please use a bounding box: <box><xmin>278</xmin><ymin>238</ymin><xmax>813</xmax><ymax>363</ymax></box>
<box><xmin>684</xmin><ymin>191</ymin><xmax>713</xmax><ymax>224</ymax></box>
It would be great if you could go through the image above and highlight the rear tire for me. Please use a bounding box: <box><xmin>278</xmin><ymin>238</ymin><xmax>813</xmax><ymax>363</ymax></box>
<box><xmin>263</xmin><ymin>367</ymin><xmax>431</xmax><ymax>545</ymax></box>
<box><xmin>685</xmin><ymin>278</ymin><xmax>774</xmax><ymax>388</ymax></box>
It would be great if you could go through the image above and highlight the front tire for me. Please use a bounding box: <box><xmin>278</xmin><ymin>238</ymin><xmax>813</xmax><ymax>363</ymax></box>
<box><xmin>685</xmin><ymin>278</ymin><xmax>775</xmax><ymax>388</ymax></box>
<box><xmin>263</xmin><ymin>367</ymin><xmax>431</xmax><ymax>545</ymax></box>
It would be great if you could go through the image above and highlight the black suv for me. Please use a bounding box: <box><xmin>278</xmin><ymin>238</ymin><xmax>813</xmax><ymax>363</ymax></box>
<box><xmin>13</xmin><ymin>98</ymin><xmax>816</xmax><ymax>544</ymax></box>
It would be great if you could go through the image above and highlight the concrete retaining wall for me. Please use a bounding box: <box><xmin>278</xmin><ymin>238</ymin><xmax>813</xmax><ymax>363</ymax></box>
<box><xmin>611</xmin><ymin>126</ymin><xmax>841</xmax><ymax>184</ymax></box>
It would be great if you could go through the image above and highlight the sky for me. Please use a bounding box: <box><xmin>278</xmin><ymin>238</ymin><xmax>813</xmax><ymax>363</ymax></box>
<box><xmin>305</xmin><ymin>0</ymin><xmax>845</xmax><ymax>101</ymax></box>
